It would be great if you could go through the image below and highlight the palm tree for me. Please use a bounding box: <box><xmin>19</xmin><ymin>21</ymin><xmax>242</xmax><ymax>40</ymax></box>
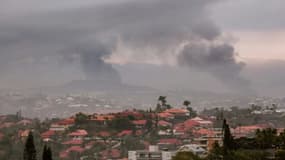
<box><xmin>158</xmin><ymin>96</ymin><xmax>167</xmax><ymax>106</ymax></box>
<box><xmin>183</xmin><ymin>100</ymin><xmax>197</xmax><ymax>117</ymax></box>
<box><xmin>156</xmin><ymin>96</ymin><xmax>167</xmax><ymax>111</ymax></box>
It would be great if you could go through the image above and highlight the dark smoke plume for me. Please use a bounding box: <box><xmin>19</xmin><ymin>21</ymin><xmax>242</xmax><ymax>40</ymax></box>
<box><xmin>177</xmin><ymin>43</ymin><xmax>251</xmax><ymax>92</ymax></box>
<box><xmin>0</xmin><ymin>0</ymin><xmax>253</xmax><ymax>92</ymax></box>
<box><xmin>75</xmin><ymin>43</ymin><xmax>121</xmax><ymax>84</ymax></box>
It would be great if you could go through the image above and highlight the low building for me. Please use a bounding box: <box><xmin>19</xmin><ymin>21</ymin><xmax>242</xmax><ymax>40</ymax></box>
<box><xmin>178</xmin><ymin>144</ymin><xmax>206</xmax><ymax>157</ymax></box>
<box><xmin>158</xmin><ymin>139</ymin><xmax>182</xmax><ymax>150</ymax></box>
<box><xmin>190</xmin><ymin>117</ymin><xmax>213</xmax><ymax>128</ymax></box>
<box><xmin>233</xmin><ymin>124</ymin><xmax>267</xmax><ymax>138</ymax></box>
<box><xmin>50</xmin><ymin>118</ymin><xmax>74</xmax><ymax>131</ymax></box>
<box><xmin>90</xmin><ymin>114</ymin><xmax>115</xmax><ymax>125</ymax></box>
<box><xmin>158</xmin><ymin>112</ymin><xmax>175</xmax><ymax>120</ymax></box>
<box><xmin>158</xmin><ymin>120</ymin><xmax>172</xmax><ymax>127</ymax></box>
<box><xmin>164</xmin><ymin>108</ymin><xmax>190</xmax><ymax>118</ymax></box>
<box><xmin>68</xmin><ymin>129</ymin><xmax>88</xmax><ymax>140</ymax></box>
<box><xmin>41</xmin><ymin>130</ymin><xmax>56</xmax><ymax>142</ymax></box>
<box><xmin>193</xmin><ymin>128</ymin><xmax>223</xmax><ymax>151</ymax></box>
<box><xmin>173</xmin><ymin>123</ymin><xmax>186</xmax><ymax>135</ymax></box>
<box><xmin>128</xmin><ymin>145</ymin><xmax>175</xmax><ymax>160</ymax></box>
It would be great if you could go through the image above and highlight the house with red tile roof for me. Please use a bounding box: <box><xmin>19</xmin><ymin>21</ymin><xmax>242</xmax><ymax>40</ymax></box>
<box><xmin>190</xmin><ymin>117</ymin><xmax>213</xmax><ymax>127</ymax></box>
<box><xmin>90</xmin><ymin>114</ymin><xmax>115</xmax><ymax>125</ymax></box>
<box><xmin>0</xmin><ymin>122</ymin><xmax>15</xmax><ymax>129</ymax></box>
<box><xmin>233</xmin><ymin>124</ymin><xmax>267</xmax><ymax>138</ymax></box>
<box><xmin>193</xmin><ymin>128</ymin><xmax>215</xmax><ymax>137</ymax></box>
<box><xmin>69</xmin><ymin>129</ymin><xmax>88</xmax><ymax>139</ymax></box>
<box><xmin>158</xmin><ymin>112</ymin><xmax>175</xmax><ymax>120</ymax></box>
<box><xmin>184</xmin><ymin>119</ymin><xmax>200</xmax><ymax>130</ymax></box>
<box><xmin>117</xmin><ymin>130</ymin><xmax>133</xmax><ymax>137</ymax></box>
<box><xmin>41</xmin><ymin>130</ymin><xmax>55</xmax><ymax>142</ymax></box>
<box><xmin>164</xmin><ymin>108</ymin><xmax>190</xmax><ymax>117</ymax></box>
<box><xmin>62</xmin><ymin>139</ymin><xmax>83</xmax><ymax>145</ymax></box>
<box><xmin>183</xmin><ymin>117</ymin><xmax>213</xmax><ymax>130</ymax></box>
<box><xmin>158</xmin><ymin>120</ymin><xmax>172</xmax><ymax>127</ymax></box>
<box><xmin>192</xmin><ymin>128</ymin><xmax>223</xmax><ymax>151</ymax></box>
<box><xmin>173</xmin><ymin>123</ymin><xmax>186</xmax><ymax>135</ymax></box>
<box><xmin>50</xmin><ymin>118</ymin><xmax>74</xmax><ymax>131</ymax></box>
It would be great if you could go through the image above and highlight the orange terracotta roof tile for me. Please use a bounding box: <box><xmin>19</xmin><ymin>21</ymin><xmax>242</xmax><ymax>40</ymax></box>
<box><xmin>69</xmin><ymin>129</ymin><xmax>88</xmax><ymax>136</ymax></box>
<box><xmin>132</xmin><ymin>120</ymin><xmax>147</xmax><ymax>125</ymax></box>
<box><xmin>62</xmin><ymin>139</ymin><xmax>83</xmax><ymax>145</ymax></box>
<box><xmin>41</xmin><ymin>130</ymin><xmax>55</xmax><ymax>138</ymax></box>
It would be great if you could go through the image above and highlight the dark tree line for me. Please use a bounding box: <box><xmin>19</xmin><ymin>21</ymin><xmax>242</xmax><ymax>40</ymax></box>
<box><xmin>207</xmin><ymin>119</ymin><xmax>285</xmax><ymax>160</ymax></box>
<box><xmin>23</xmin><ymin>131</ymin><xmax>53</xmax><ymax>160</ymax></box>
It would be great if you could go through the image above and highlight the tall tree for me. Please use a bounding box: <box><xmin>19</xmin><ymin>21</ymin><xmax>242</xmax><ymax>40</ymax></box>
<box><xmin>183</xmin><ymin>100</ymin><xmax>191</xmax><ymax>107</ymax></box>
<box><xmin>207</xmin><ymin>142</ymin><xmax>223</xmax><ymax>160</ymax></box>
<box><xmin>255</xmin><ymin>128</ymin><xmax>277</xmax><ymax>149</ymax></box>
<box><xmin>145</xmin><ymin>119</ymin><xmax>153</xmax><ymax>131</ymax></box>
<box><xmin>75</xmin><ymin>112</ymin><xmax>88</xmax><ymax>126</ymax></box>
<box><xmin>183</xmin><ymin>100</ymin><xmax>197</xmax><ymax>118</ymax></box>
<box><xmin>42</xmin><ymin>145</ymin><xmax>52</xmax><ymax>160</ymax></box>
<box><xmin>46</xmin><ymin>147</ymin><xmax>53</xmax><ymax>160</ymax></box>
<box><xmin>24</xmin><ymin>131</ymin><xmax>37</xmax><ymax>160</ymax></box>
<box><xmin>42</xmin><ymin>145</ymin><xmax>47</xmax><ymax>160</ymax></box>
<box><xmin>222</xmin><ymin>119</ymin><xmax>235</xmax><ymax>151</ymax></box>
<box><xmin>158</xmin><ymin>96</ymin><xmax>167</xmax><ymax>106</ymax></box>
<box><xmin>156</xmin><ymin>96</ymin><xmax>170</xmax><ymax>111</ymax></box>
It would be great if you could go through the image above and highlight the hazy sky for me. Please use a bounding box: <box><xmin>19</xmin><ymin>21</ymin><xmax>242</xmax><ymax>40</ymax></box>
<box><xmin>0</xmin><ymin>0</ymin><xmax>284</xmax><ymax>96</ymax></box>
<box><xmin>211</xmin><ymin>0</ymin><xmax>285</xmax><ymax>60</ymax></box>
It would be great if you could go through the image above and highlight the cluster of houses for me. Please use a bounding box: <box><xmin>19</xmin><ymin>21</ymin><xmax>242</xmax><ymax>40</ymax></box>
<box><xmin>0</xmin><ymin>107</ymin><xmax>284</xmax><ymax>160</ymax></box>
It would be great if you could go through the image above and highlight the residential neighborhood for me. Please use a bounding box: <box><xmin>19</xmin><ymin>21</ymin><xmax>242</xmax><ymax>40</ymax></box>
<box><xmin>1</xmin><ymin>98</ymin><xmax>285</xmax><ymax>160</ymax></box>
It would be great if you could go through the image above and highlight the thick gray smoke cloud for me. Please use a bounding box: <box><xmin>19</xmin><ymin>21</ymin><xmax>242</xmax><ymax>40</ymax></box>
<box><xmin>74</xmin><ymin>42</ymin><xmax>121</xmax><ymax>83</ymax></box>
<box><xmin>178</xmin><ymin>43</ymin><xmax>251</xmax><ymax>91</ymax></box>
<box><xmin>0</xmin><ymin>0</ymin><xmax>251</xmax><ymax>91</ymax></box>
